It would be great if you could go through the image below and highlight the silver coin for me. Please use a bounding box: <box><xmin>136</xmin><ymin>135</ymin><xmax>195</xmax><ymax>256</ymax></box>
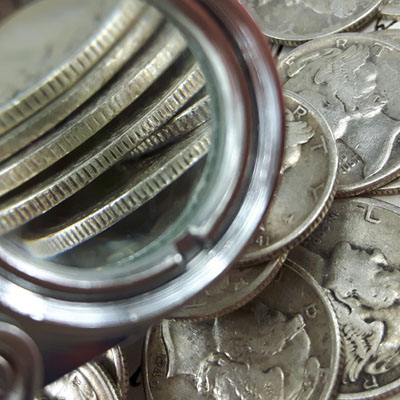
<box><xmin>0</xmin><ymin>62</ymin><xmax>206</xmax><ymax>234</ymax></box>
<box><xmin>170</xmin><ymin>253</ymin><xmax>286</xmax><ymax>321</ymax></box>
<box><xmin>380</xmin><ymin>0</ymin><xmax>400</xmax><ymax>19</ymax></box>
<box><xmin>0</xmin><ymin>0</ymin><xmax>142</xmax><ymax>135</ymax></box>
<box><xmin>0</xmin><ymin>6</ymin><xmax>164</xmax><ymax>164</ymax></box>
<box><xmin>144</xmin><ymin>261</ymin><xmax>341</xmax><ymax>400</ymax></box>
<box><xmin>239</xmin><ymin>91</ymin><xmax>337</xmax><ymax>264</ymax></box>
<box><xmin>279</xmin><ymin>33</ymin><xmax>400</xmax><ymax>196</ymax></box>
<box><xmin>37</xmin><ymin>361</ymin><xmax>120</xmax><ymax>400</ymax></box>
<box><xmin>240</xmin><ymin>0</ymin><xmax>382</xmax><ymax>45</ymax></box>
<box><xmin>98</xmin><ymin>346</ymin><xmax>129</xmax><ymax>400</ymax></box>
<box><xmin>369</xmin><ymin>175</ymin><xmax>400</xmax><ymax>194</ymax></box>
<box><xmin>0</xmin><ymin>24</ymin><xmax>187</xmax><ymax>198</ymax></box>
<box><xmin>21</xmin><ymin>124</ymin><xmax>211</xmax><ymax>258</ymax></box>
<box><xmin>290</xmin><ymin>197</ymin><xmax>400</xmax><ymax>399</ymax></box>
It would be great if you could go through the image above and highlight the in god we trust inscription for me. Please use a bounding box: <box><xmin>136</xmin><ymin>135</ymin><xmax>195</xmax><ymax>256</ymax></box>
<box><xmin>144</xmin><ymin>263</ymin><xmax>341</xmax><ymax>400</ymax></box>
<box><xmin>290</xmin><ymin>197</ymin><xmax>400</xmax><ymax>399</ymax></box>
<box><xmin>279</xmin><ymin>34</ymin><xmax>400</xmax><ymax>196</ymax></box>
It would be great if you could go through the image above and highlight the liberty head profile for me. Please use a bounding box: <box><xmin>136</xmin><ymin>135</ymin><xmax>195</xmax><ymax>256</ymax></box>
<box><xmin>295</xmin><ymin>242</ymin><xmax>400</xmax><ymax>385</ymax></box>
<box><xmin>162</xmin><ymin>299</ymin><xmax>322</xmax><ymax>399</ymax></box>
<box><xmin>284</xmin><ymin>43</ymin><xmax>400</xmax><ymax>179</ymax></box>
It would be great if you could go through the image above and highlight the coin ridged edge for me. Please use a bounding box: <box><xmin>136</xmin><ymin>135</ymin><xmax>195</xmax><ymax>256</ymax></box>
<box><xmin>0</xmin><ymin>0</ymin><xmax>145</xmax><ymax>135</ymax></box>
<box><xmin>0</xmin><ymin>66</ymin><xmax>206</xmax><ymax>234</ymax></box>
<box><xmin>241</xmin><ymin>174</ymin><xmax>337</xmax><ymax>266</ymax></box>
<box><xmin>0</xmin><ymin>25</ymin><xmax>187</xmax><ymax>198</ymax></box>
<box><xmin>336</xmin><ymin>166</ymin><xmax>400</xmax><ymax>198</ymax></box>
<box><xmin>265</xmin><ymin>2</ymin><xmax>382</xmax><ymax>46</ymax></box>
<box><xmin>170</xmin><ymin>252</ymin><xmax>287</xmax><ymax>322</ymax></box>
<box><xmin>0</xmin><ymin>6</ymin><xmax>164</xmax><ymax>164</ymax></box>
<box><xmin>284</xmin><ymin>259</ymin><xmax>344</xmax><ymax>400</ymax></box>
<box><xmin>24</xmin><ymin>128</ymin><xmax>211</xmax><ymax>258</ymax></box>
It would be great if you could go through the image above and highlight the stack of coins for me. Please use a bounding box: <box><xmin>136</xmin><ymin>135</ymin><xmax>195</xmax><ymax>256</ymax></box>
<box><xmin>0</xmin><ymin>0</ymin><xmax>212</xmax><ymax>269</ymax></box>
<box><xmin>3</xmin><ymin>0</ymin><xmax>400</xmax><ymax>399</ymax></box>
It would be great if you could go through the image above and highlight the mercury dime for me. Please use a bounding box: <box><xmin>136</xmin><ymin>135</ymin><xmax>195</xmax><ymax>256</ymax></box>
<box><xmin>290</xmin><ymin>197</ymin><xmax>400</xmax><ymax>399</ymax></box>
<box><xmin>170</xmin><ymin>253</ymin><xmax>286</xmax><ymax>321</ymax></box>
<box><xmin>0</xmin><ymin>24</ymin><xmax>187</xmax><ymax>198</ymax></box>
<box><xmin>0</xmin><ymin>0</ymin><xmax>143</xmax><ymax>135</ymax></box>
<box><xmin>37</xmin><ymin>361</ymin><xmax>120</xmax><ymax>400</ymax></box>
<box><xmin>239</xmin><ymin>0</ymin><xmax>382</xmax><ymax>45</ymax></box>
<box><xmin>239</xmin><ymin>91</ymin><xmax>337</xmax><ymax>264</ymax></box>
<box><xmin>22</xmin><ymin>124</ymin><xmax>211</xmax><ymax>258</ymax></box>
<box><xmin>98</xmin><ymin>346</ymin><xmax>129</xmax><ymax>400</ymax></box>
<box><xmin>279</xmin><ymin>33</ymin><xmax>400</xmax><ymax>196</ymax></box>
<box><xmin>0</xmin><ymin>6</ymin><xmax>164</xmax><ymax>163</ymax></box>
<box><xmin>380</xmin><ymin>0</ymin><xmax>400</xmax><ymax>19</ymax></box>
<box><xmin>0</xmin><ymin>62</ymin><xmax>206</xmax><ymax>234</ymax></box>
<box><xmin>144</xmin><ymin>261</ymin><xmax>341</xmax><ymax>400</ymax></box>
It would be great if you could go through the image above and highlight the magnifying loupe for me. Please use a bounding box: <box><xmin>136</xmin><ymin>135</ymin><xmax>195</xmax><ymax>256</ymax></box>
<box><xmin>0</xmin><ymin>0</ymin><xmax>284</xmax><ymax>397</ymax></box>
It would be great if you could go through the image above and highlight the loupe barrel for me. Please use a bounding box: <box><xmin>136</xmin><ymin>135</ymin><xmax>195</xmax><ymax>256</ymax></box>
<box><xmin>0</xmin><ymin>0</ymin><xmax>283</xmax><ymax>394</ymax></box>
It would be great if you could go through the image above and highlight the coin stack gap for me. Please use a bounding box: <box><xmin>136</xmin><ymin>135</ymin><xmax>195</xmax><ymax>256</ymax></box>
<box><xmin>2</xmin><ymin>0</ymin><xmax>400</xmax><ymax>399</ymax></box>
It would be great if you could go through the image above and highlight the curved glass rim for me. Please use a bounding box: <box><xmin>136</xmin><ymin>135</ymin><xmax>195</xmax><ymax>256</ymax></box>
<box><xmin>0</xmin><ymin>0</ymin><xmax>284</xmax><ymax>329</ymax></box>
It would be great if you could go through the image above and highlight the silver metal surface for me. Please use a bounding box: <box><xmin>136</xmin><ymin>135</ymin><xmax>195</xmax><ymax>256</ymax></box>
<box><xmin>22</xmin><ymin>124</ymin><xmax>211</xmax><ymax>258</ymax></box>
<box><xmin>0</xmin><ymin>23</ymin><xmax>187</xmax><ymax>197</ymax></box>
<box><xmin>0</xmin><ymin>61</ymin><xmax>206</xmax><ymax>234</ymax></box>
<box><xmin>290</xmin><ymin>197</ymin><xmax>400</xmax><ymax>399</ymax></box>
<box><xmin>240</xmin><ymin>91</ymin><xmax>338</xmax><ymax>264</ymax></box>
<box><xmin>369</xmin><ymin>176</ymin><xmax>400</xmax><ymax>194</ymax></box>
<box><xmin>380</xmin><ymin>0</ymin><xmax>400</xmax><ymax>19</ymax></box>
<box><xmin>0</xmin><ymin>6</ymin><xmax>164</xmax><ymax>163</ymax></box>
<box><xmin>144</xmin><ymin>261</ymin><xmax>341</xmax><ymax>400</ymax></box>
<box><xmin>279</xmin><ymin>33</ymin><xmax>400</xmax><ymax>196</ymax></box>
<box><xmin>170</xmin><ymin>253</ymin><xmax>286</xmax><ymax>321</ymax></box>
<box><xmin>240</xmin><ymin>0</ymin><xmax>382</xmax><ymax>45</ymax></box>
<box><xmin>0</xmin><ymin>0</ymin><xmax>142</xmax><ymax>135</ymax></box>
<box><xmin>38</xmin><ymin>362</ymin><xmax>120</xmax><ymax>400</ymax></box>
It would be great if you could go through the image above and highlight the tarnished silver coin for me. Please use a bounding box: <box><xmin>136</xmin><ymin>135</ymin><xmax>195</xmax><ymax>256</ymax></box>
<box><xmin>170</xmin><ymin>253</ymin><xmax>286</xmax><ymax>321</ymax></box>
<box><xmin>279</xmin><ymin>33</ymin><xmax>400</xmax><ymax>196</ymax></box>
<box><xmin>380</xmin><ymin>0</ymin><xmax>400</xmax><ymax>19</ymax></box>
<box><xmin>144</xmin><ymin>261</ymin><xmax>341</xmax><ymax>400</ymax></box>
<box><xmin>0</xmin><ymin>6</ymin><xmax>164</xmax><ymax>164</ymax></box>
<box><xmin>240</xmin><ymin>0</ymin><xmax>382</xmax><ymax>45</ymax></box>
<box><xmin>22</xmin><ymin>124</ymin><xmax>211</xmax><ymax>258</ymax></box>
<box><xmin>290</xmin><ymin>197</ymin><xmax>400</xmax><ymax>399</ymax></box>
<box><xmin>0</xmin><ymin>63</ymin><xmax>206</xmax><ymax>234</ymax></box>
<box><xmin>37</xmin><ymin>361</ymin><xmax>120</xmax><ymax>400</ymax></box>
<box><xmin>0</xmin><ymin>0</ymin><xmax>143</xmax><ymax>135</ymax></box>
<box><xmin>0</xmin><ymin>24</ymin><xmax>187</xmax><ymax>198</ymax></box>
<box><xmin>240</xmin><ymin>91</ymin><xmax>337</xmax><ymax>264</ymax></box>
<box><xmin>369</xmin><ymin>176</ymin><xmax>400</xmax><ymax>194</ymax></box>
<box><xmin>98</xmin><ymin>346</ymin><xmax>129</xmax><ymax>400</ymax></box>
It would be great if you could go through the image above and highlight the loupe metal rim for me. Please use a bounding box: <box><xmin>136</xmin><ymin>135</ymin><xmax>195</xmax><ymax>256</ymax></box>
<box><xmin>0</xmin><ymin>0</ymin><xmax>284</xmax><ymax>331</ymax></box>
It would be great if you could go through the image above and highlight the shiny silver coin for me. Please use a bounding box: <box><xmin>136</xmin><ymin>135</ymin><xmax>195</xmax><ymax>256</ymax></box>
<box><xmin>144</xmin><ymin>261</ymin><xmax>341</xmax><ymax>400</ymax></box>
<box><xmin>240</xmin><ymin>0</ymin><xmax>382</xmax><ymax>45</ymax></box>
<box><xmin>0</xmin><ymin>62</ymin><xmax>206</xmax><ymax>234</ymax></box>
<box><xmin>36</xmin><ymin>361</ymin><xmax>120</xmax><ymax>400</ymax></box>
<box><xmin>98</xmin><ymin>346</ymin><xmax>129</xmax><ymax>400</ymax></box>
<box><xmin>290</xmin><ymin>197</ymin><xmax>400</xmax><ymax>399</ymax></box>
<box><xmin>22</xmin><ymin>124</ymin><xmax>211</xmax><ymax>258</ymax></box>
<box><xmin>0</xmin><ymin>6</ymin><xmax>164</xmax><ymax>164</ymax></box>
<box><xmin>380</xmin><ymin>0</ymin><xmax>400</xmax><ymax>19</ymax></box>
<box><xmin>170</xmin><ymin>253</ymin><xmax>286</xmax><ymax>321</ymax></box>
<box><xmin>0</xmin><ymin>0</ymin><xmax>143</xmax><ymax>135</ymax></box>
<box><xmin>369</xmin><ymin>175</ymin><xmax>400</xmax><ymax>194</ymax></box>
<box><xmin>0</xmin><ymin>24</ymin><xmax>187</xmax><ymax>198</ymax></box>
<box><xmin>239</xmin><ymin>91</ymin><xmax>337</xmax><ymax>264</ymax></box>
<box><xmin>279</xmin><ymin>33</ymin><xmax>400</xmax><ymax>196</ymax></box>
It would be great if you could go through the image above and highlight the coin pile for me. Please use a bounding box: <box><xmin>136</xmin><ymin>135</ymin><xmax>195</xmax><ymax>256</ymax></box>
<box><xmin>0</xmin><ymin>0</ymin><xmax>212</xmax><ymax>268</ymax></box>
<box><xmin>3</xmin><ymin>0</ymin><xmax>400</xmax><ymax>399</ymax></box>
